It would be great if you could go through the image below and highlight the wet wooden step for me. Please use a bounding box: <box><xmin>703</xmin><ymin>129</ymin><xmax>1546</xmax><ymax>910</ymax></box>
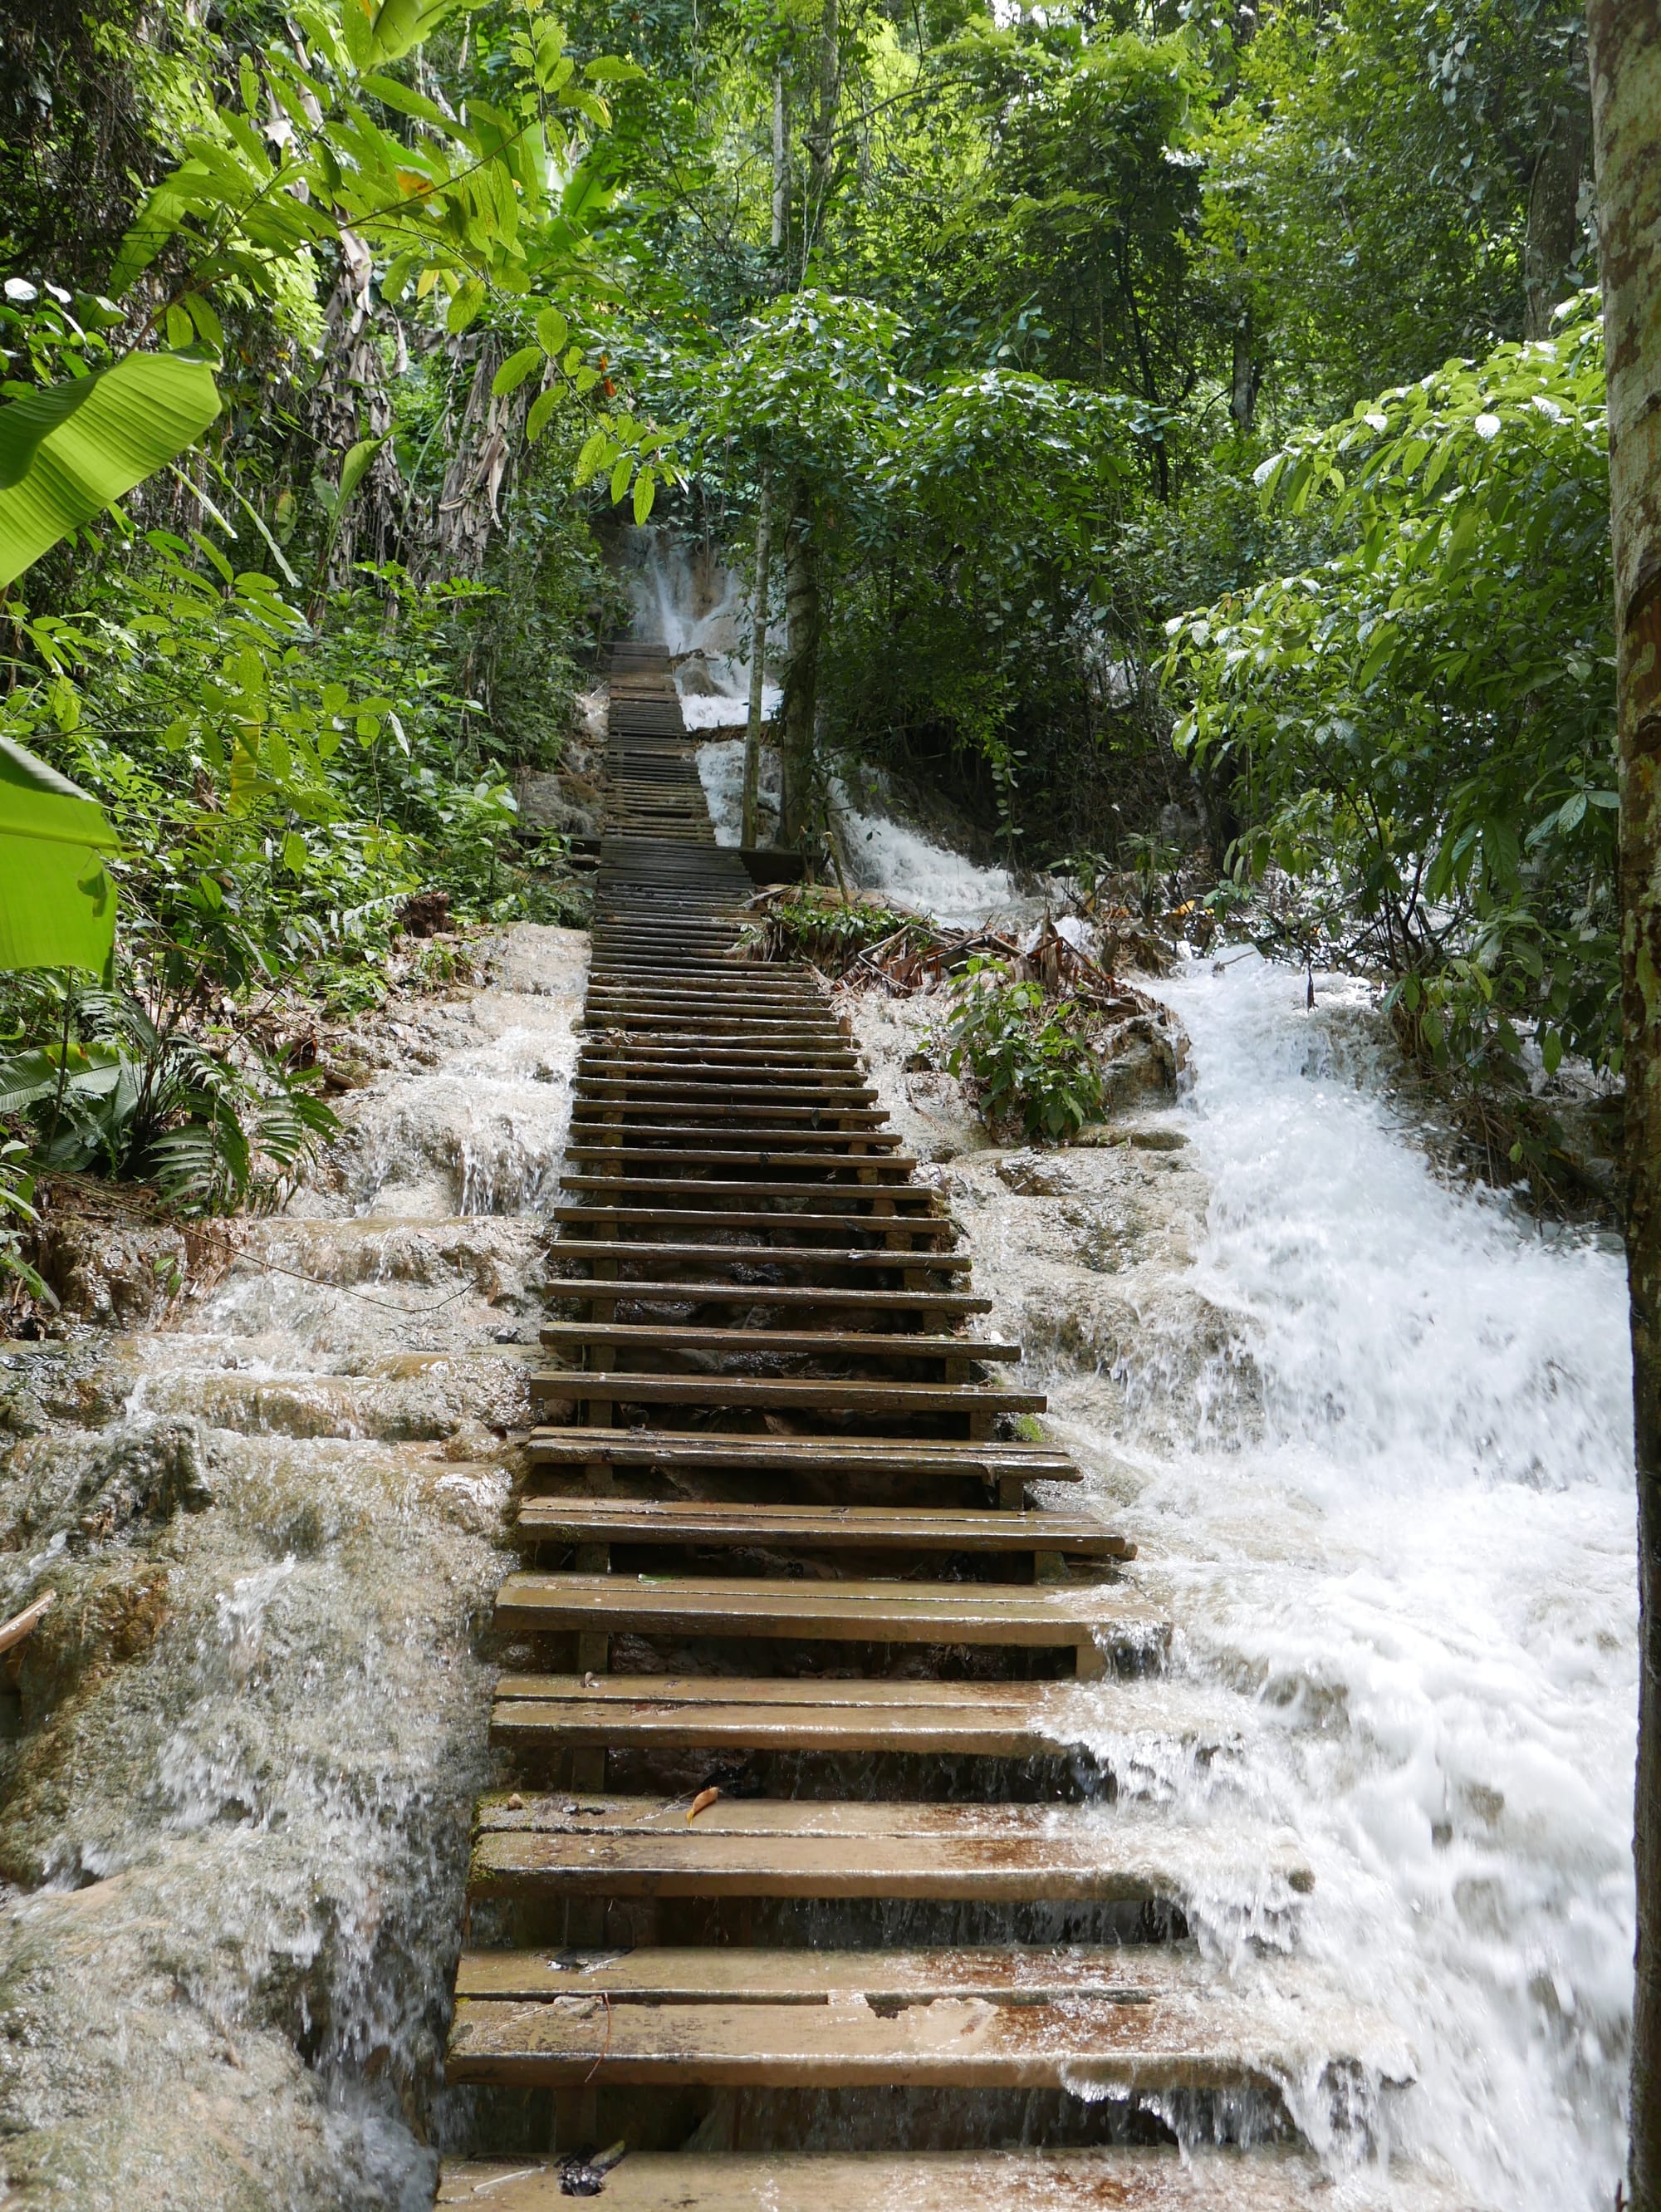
<box><xmin>467</xmin><ymin>1794</ymin><xmax>1314</xmax><ymax>1908</ymax></box>
<box><xmin>549</xmin><ymin>1240</ymin><xmax>973</xmax><ymax>1273</ymax></box>
<box><xmin>554</xmin><ymin>1207</ymin><xmax>952</xmax><ymax>1241</ymax></box>
<box><xmin>523</xmin><ymin>1429</ymin><xmax>1077</xmax><ymax>1485</ymax></box>
<box><xmin>492</xmin><ymin>1572</ymin><xmax>1130</xmax><ymax>1670</ymax></box>
<box><xmin>529</xmin><ymin>1373</ymin><xmax>1044</xmax><ymax>1418</ymax></box>
<box><xmin>514</xmin><ymin>1495</ymin><xmax>1124</xmax><ymax>1553</ymax></box>
<box><xmin>572</xmin><ymin>1096</ymin><xmax>887</xmax><ymax>1119</ymax></box>
<box><xmin>536</xmin><ymin>1323</ymin><xmax>1020</xmax><ymax>1363</ymax></box>
<box><xmin>551</xmin><ymin>1282</ymin><xmax>992</xmax><ymax>1315</ymax></box>
<box><xmin>437</xmin><ymin>2148</ymin><xmax>1428</xmax><ymax>2210</ymax></box>
<box><xmin>444</xmin><ymin>1942</ymin><xmax>1379</xmax><ymax>2095</ymax></box>
<box><xmin>489</xmin><ymin>1672</ymin><xmax>1199</xmax><ymax>1759</ymax></box>
<box><xmin>563</xmin><ymin>1149</ymin><xmax>915</xmax><ymax>1175</ymax></box>
<box><xmin>566</xmin><ymin>1126</ymin><xmax>906</xmax><ymax>1150</ymax></box>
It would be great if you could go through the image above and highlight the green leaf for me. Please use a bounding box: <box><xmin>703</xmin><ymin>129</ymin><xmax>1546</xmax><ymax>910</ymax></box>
<box><xmin>0</xmin><ymin>737</ymin><xmax>120</xmax><ymax>975</ymax></box>
<box><xmin>610</xmin><ymin>452</ymin><xmax>631</xmax><ymax>505</ymax></box>
<box><xmin>446</xmin><ymin>278</ymin><xmax>486</xmax><ymax>333</ymax></box>
<box><xmin>492</xmin><ymin>344</ymin><xmax>541</xmax><ymax>397</ymax></box>
<box><xmin>632</xmin><ymin>467</ymin><xmax>655</xmax><ymax>524</ymax></box>
<box><xmin>281</xmin><ymin>830</ymin><xmax>308</xmax><ymax>875</ymax></box>
<box><xmin>337</xmin><ymin>435</ymin><xmax>385</xmax><ymax>507</ymax></box>
<box><xmin>535</xmin><ymin>305</ymin><xmax>569</xmax><ymax>357</ymax></box>
<box><xmin>0</xmin><ymin>353</ymin><xmax>220</xmax><ymax>589</ymax></box>
<box><xmin>527</xmin><ymin>385</ymin><xmax>558</xmax><ymax>443</ymax></box>
<box><xmin>360</xmin><ymin>71</ymin><xmax>452</xmax><ymax>126</ymax></box>
<box><xmin>164</xmin><ymin>302</ymin><xmax>194</xmax><ymax>351</ymax></box>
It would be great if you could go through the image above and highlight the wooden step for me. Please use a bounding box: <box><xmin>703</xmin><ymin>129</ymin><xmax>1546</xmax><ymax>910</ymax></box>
<box><xmin>572</xmin><ymin>1096</ymin><xmax>887</xmax><ymax>1119</ymax></box>
<box><xmin>445</xmin><ymin>1942</ymin><xmax>1388</xmax><ymax>2096</ymax></box>
<box><xmin>529</xmin><ymin>1373</ymin><xmax>1045</xmax><ymax>1418</ymax></box>
<box><xmin>554</xmin><ymin>1207</ymin><xmax>952</xmax><ymax>1241</ymax></box>
<box><xmin>548</xmin><ymin>1282</ymin><xmax>992</xmax><ymax>1315</ymax></box>
<box><xmin>549</xmin><ymin>1241</ymin><xmax>973</xmax><ymax>1273</ymax></box>
<box><xmin>489</xmin><ymin>1672</ymin><xmax>1202</xmax><ymax>1759</ymax></box>
<box><xmin>564</xmin><ymin>1150</ymin><xmax>915</xmax><ymax>1175</ymax></box>
<box><xmin>437</xmin><ymin>2148</ymin><xmax>1427</xmax><ymax>2211</ymax></box>
<box><xmin>492</xmin><ymin>1572</ymin><xmax>1137</xmax><ymax>1671</ymax></box>
<box><xmin>467</xmin><ymin>1794</ymin><xmax>1315</xmax><ymax>1908</ymax></box>
<box><xmin>566</xmin><ymin>1126</ymin><xmax>906</xmax><ymax>1150</ymax></box>
<box><xmin>536</xmin><ymin>1323</ymin><xmax>1021</xmax><ymax>1363</ymax></box>
<box><xmin>514</xmin><ymin>1495</ymin><xmax>1126</xmax><ymax>1554</ymax></box>
<box><xmin>561</xmin><ymin>1175</ymin><xmax>919</xmax><ymax>1200</ymax></box>
<box><xmin>523</xmin><ymin>1429</ymin><xmax>1078</xmax><ymax>1487</ymax></box>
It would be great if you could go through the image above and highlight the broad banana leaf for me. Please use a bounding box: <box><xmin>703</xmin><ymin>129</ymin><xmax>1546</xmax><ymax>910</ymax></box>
<box><xmin>0</xmin><ymin>738</ymin><xmax>120</xmax><ymax>975</ymax></box>
<box><xmin>0</xmin><ymin>352</ymin><xmax>221</xmax><ymax>590</ymax></box>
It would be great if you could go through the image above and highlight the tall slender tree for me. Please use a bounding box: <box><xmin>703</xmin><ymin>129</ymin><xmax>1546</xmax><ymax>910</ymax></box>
<box><xmin>1587</xmin><ymin>7</ymin><xmax>1661</xmax><ymax>2204</ymax></box>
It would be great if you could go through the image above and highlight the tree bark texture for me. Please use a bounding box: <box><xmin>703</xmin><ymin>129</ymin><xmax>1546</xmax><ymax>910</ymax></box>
<box><xmin>772</xmin><ymin>70</ymin><xmax>789</xmax><ymax>260</ymax></box>
<box><xmin>742</xmin><ymin>468</ymin><xmax>774</xmax><ymax>850</ymax></box>
<box><xmin>1230</xmin><ymin>307</ymin><xmax>1258</xmax><ymax>433</ymax></box>
<box><xmin>781</xmin><ymin>493</ymin><xmax>821</xmax><ymax>851</ymax></box>
<box><xmin>1524</xmin><ymin>95</ymin><xmax>1589</xmax><ymax>339</ymax></box>
<box><xmin>1588</xmin><ymin>10</ymin><xmax>1661</xmax><ymax>2205</ymax></box>
<box><xmin>803</xmin><ymin>0</ymin><xmax>840</xmax><ymax>267</ymax></box>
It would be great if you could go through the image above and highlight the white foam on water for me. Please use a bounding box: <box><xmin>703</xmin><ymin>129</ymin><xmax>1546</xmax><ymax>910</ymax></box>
<box><xmin>838</xmin><ymin>803</ymin><xmax>1037</xmax><ymax>929</ymax></box>
<box><xmin>1076</xmin><ymin>952</ymin><xmax>1637</xmax><ymax>2209</ymax></box>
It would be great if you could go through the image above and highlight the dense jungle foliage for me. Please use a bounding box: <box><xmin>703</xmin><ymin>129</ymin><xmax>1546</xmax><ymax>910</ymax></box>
<box><xmin>0</xmin><ymin>0</ymin><xmax>1605</xmax><ymax>1251</ymax></box>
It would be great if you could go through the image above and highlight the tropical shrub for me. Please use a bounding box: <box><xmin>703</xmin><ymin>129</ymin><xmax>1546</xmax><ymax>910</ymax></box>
<box><xmin>945</xmin><ymin>960</ymin><xmax>1105</xmax><ymax>1142</ymax></box>
<box><xmin>1164</xmin><ymin>299</ymin><xmax>1614</xmax><ymax>1085</ymax></box>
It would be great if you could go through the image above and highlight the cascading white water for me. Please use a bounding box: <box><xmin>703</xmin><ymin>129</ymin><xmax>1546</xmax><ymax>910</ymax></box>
<box><xmin>842</xmin><ymin>811</ymin><xmax>1635</xmax><ymax>2207</ymax></box>
<box><xmin>626</xmin><ymin>532</ymin><xmax>781</xmax><ymax>732</ymax></box>
<box><xmin>1106</xmin><ymin>955</ymin><xmax>1634</xmax><ymax>2212</ymax></box>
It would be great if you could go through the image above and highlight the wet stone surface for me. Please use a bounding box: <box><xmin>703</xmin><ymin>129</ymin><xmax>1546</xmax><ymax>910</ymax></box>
<box><xmin>0</xmin><ymin>925</ymin><xmax>587</xmax><ymax>2211</ymax></box>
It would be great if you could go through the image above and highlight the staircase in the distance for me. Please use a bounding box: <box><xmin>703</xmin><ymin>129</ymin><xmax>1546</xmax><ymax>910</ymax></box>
<box><xmin>434</xmin><ymin>641</ymin><xmax>1406</xmax><ymax>2210</ymax></box>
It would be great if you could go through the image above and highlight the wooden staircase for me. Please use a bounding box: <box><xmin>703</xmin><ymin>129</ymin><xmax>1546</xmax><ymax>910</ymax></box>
<box><xmin>437</xmin><ymin>642</ymin><xmax>1404</xmax><ymax>2208</ymax></box>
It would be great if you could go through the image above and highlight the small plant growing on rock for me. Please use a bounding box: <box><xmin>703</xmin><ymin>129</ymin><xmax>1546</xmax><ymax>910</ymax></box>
<box><xmin>944</xmin><ymin>959</ymin><xmax>1105</xmax><ymax>1142</ymax></box>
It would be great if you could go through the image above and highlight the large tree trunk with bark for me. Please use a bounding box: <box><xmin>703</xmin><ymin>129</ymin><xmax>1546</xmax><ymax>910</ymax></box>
<box><xmin>780</xmin><ymin>492</ymin><xmax>821</xmax><ymax>851</ymax></box>
<box><xmin>1587</xmin><ymin>11</ymin><xmax>1661</xmax><ymax>2205</ymax></box>
<box><xmin>1524</xmin><ymin>95</ymin><xmax>1588</xmax><ymax>339</ymax></box>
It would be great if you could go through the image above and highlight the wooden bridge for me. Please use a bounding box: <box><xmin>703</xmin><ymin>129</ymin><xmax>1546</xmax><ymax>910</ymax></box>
<box><xmin>436</xmin><ymin>645</ymin><xmax>1386</xmax><ymax>2210</ymax></box>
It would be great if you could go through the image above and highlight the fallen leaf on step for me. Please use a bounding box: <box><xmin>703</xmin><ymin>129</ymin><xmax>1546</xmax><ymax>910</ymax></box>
<box><xmin>686</xmin><ymin>1787</ymin><xmax>721</xmax><ymax>1824</ymax></box>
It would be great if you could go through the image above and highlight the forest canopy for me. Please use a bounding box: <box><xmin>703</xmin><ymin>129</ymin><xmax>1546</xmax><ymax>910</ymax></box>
<box><xmin>0</xmin><ymin>0</ymin><xmax>1602</xmax><ymax>1243</ymax></box>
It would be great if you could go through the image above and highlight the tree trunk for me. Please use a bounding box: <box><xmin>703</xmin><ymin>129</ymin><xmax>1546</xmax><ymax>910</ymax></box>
<box><xmin>1524</xmin><ymin>96</ymin><xmax>1589</xmax><ymax>339</ymax></box>
<box><xmin>771</xmin><ymin>68</ymin><xmax>788</xmax><ymax>263</ymax></box>
<box><xmin>802</xmin><ymin>0</ymin><xmax>840</xmax><ymax>267</ymax></box>
<box><xmin>780</xmin><ymin>493</ymin><xmax>821</xmax><ymax>852</ymax></box>
<box><xmin>1230</xmin><ymin>307</ymin><xmax>1257</xmax><ymax>434</ymax></box>
<box><xmin>742</xmin><ymin>468</ymin><xmax>773</xmax><ymax>850</ymax></box>
<box><xmin>1587</xmin><ymin>12</ymin><xmax>1661</xmax><ymax>2207</ymax></box>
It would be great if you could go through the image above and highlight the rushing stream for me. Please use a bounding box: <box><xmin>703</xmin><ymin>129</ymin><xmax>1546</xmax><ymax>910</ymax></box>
<box><xmin>1118</xmin><ymin>959</ymin><xmax>1633</xmax><ymax>2209</ymax></box>
<box><xmin>850</xmin><ymin>900</ymin><xmax>1634</xmax><ymax>2210</ymax></box>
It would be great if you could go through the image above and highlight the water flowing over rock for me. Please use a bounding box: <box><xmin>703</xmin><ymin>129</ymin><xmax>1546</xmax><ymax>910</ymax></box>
<box><xmin>0</xmin><ymin>925</ymin><xmax>588</xmax><ymax>2210</ymax></box>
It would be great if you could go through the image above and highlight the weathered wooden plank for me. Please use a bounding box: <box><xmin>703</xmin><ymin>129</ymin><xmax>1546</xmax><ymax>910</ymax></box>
<box><xmin>528</xmin><ymin>1374</ymin><xmax>1045</xmax><ymax>1415</ymax></box>
<box><xmin>536</xmin><ymin>1324</ymin><xmax>1020</xmax><ymax>1361</ymax></box>
<box><xmin>444</xmin><ymin>1986</ymin><xmax>1314</xmax><ymax>2092</ymax></box>
<box><xmin>522</xmin><ymin>1429</ymin><xmax>1077</xmax><ymax>1481</ymax></box>
<box><xmin>488</xmin><ymin>1673</ymin><xmax>1208</xmax><ymax>1759</ymax></box>
<box><xmin>434</xmin><ymin>2149</ymin><xmax>1428</xmax><ymax>2211</ymax></box>
<box><xmin>548</xmin><ymin>1241</ymin><xmax>975</xmax><ymax>1273</ymax></box>
<box><xmin>468</xmin><ymin>1794</ymin><xmax>1312</xmax><ymax>1905</ymax></box>
<box><xmin>546</xmin><ymin>1282</ymin><xmax>993</xmax><ymax>1313</ymax></box>
<box><xmin>492</xmin><ymin>1572</ymin><xmax>1140</xmax><ymax>1669</ymax></box>
<box><xmin>513</xmin><ymin>1495</ymin><xmax>1123</xmax><ymax>1552</ymax></box>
